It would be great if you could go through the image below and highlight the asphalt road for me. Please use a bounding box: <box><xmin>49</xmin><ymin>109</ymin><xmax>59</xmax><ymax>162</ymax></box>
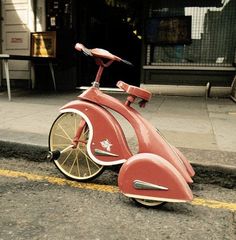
<box><xmin>0</xmin><ymin>157</ymin><xmax>235</xmax><ymax>240</ymax></box>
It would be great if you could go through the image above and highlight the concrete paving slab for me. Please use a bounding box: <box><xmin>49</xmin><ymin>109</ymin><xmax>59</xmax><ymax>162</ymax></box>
<box><xmin>207</xmin><ymin>98</ymin><xmax>236</xmax><ymax>113</ymax></box>
<box><xmin>155</xmin><ymin>96</ymin><xmax>209</xmax><ymax>118</ymax></box>
<box><xmin>210</xmin><ymin>118</ymin><xmax>236</xmax><ymax>152</ymax></box>
<box><xmin>161</xmin><ymin>130</ymin><xmax>218</xmax><ymax>151</ymax></box>
<box><xmin>149</xmin><ymin>117</ymin><xmax>213</xmax><ymax>134</ymax></box>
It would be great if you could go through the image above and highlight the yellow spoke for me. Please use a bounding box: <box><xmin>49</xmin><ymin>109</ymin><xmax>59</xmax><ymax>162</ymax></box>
<box><xmin>78</xmin><ymin>147</ymin><xmax>100</xmax><ymax>169</ymax></box>
<box><xmin>69</xmin><ymin>154</ymin><xmax>77</xmax><ymax>174</ymax></box>
<box><xmin>75</xmin><ymin>151</ymin><xmax>80</xmax><ymax>176</ymax></box>
<box><xmin>54</xmin><ymin>133</ymin><xmax>71</xmax><ymax>141</ymax></box>
<box><xmin>61</xmin><ymin>150</ymin><xmax>73</xmax><ymax>166</ymax></box>
<box><xmin>58</xmin><ymin>123</ymin><xmax>73</xmax><ymax>142</ymax></box>
<box><xmin>52</xmin><ymin>143</ymin><xmax>71</xmax><ymax>147</ymax></box>
<box><xmin>81</xmin><ymin>149</ymin><xmax>92</xmax><ymax>175</ymax></box>
<box><xmin>84</xmin><ymin>152</ymin><xmax>92</xmax><ymax>176</ymax></box>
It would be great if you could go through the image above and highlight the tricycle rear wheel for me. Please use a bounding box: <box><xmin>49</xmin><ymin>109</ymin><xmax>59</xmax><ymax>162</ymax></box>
<box><xmin>133</xmin><ymin>198</ymin><xmax>165</xmax><ymax>207</ymax></box>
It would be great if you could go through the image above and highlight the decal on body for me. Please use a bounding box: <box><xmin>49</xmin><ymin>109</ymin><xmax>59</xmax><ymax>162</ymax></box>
<box><xmin>100</xmin><ymin>139</ymin><xmax>112</xmax><ymax>152</ymax></box>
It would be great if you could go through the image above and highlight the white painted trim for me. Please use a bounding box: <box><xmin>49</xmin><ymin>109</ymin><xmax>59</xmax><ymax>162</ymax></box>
<box><xmin>60</xmin><ymin>108</ymin><xmax>126</xmax><ymax>166</ymax></box>
<box><xmin>76</xmin><ymin>86</ymin><xmax>123</xmax><ymax>92</ymax></box>
<box><xmin>0</xmin><ymin>54</ymin><xmax>10</xmax><ymax>58</ymax></box>
<box><xmin>123</xmin><ymin>193</ymin><xmax>188</xmax><ymax>203</ymax></box>
<box><xmin>143</xmin><ymin>65</ymin><xmax>236</xmax><ymax>71</ymax></box>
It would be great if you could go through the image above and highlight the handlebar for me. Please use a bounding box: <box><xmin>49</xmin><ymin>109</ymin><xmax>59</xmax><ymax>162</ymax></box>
<box><xmin>75</xmin><ymin>43</ymin><xmax>133</xmax><ymax>66</ymax></box>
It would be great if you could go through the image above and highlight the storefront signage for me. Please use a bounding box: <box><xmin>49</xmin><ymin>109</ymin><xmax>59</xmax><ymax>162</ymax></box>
<box><xmin>11</xmin><ymin>38</ymin><xmax>23</xmax><ymax>43</ymax></box>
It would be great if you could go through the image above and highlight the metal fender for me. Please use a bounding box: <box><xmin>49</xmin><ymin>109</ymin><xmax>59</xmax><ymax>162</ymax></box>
<box><xmin>171</xmin><ymin>146</ymin><xmax>195</xmax><ymax>177</ymax></box>
<box><xmin>118</xmin><ymin>153</ymin><xmax>193</xmax><ymax>202</ymax></box>
<box><xmin>60</xmin><ymin>100</ymin><xmax>132</xmax><ymax>166</ymax></box>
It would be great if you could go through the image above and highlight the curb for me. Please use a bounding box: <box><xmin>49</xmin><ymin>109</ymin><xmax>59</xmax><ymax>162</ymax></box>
<box><xmin>191</xmin><ymin>163</ymin><xmax>236</xmax><ymax>189</ymax></box>
<box><xmin>0</xmin><ymin>140</ymin><xmax>48</xmax><ymax>162</ymax></box>
<box><xmin>0</xmin><ymin>140</ymin><xmax>235</xmax><ymax>189</ymax></box>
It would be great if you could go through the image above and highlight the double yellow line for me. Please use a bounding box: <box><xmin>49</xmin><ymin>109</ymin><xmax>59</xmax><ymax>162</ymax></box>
<box><xmin>0</xmin><ymin>168</ymin><xmax>235</xmax><ymax>212</ymax></box>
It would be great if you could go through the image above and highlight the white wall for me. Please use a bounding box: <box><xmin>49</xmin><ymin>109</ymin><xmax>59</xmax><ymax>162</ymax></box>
<box><xmin>1</xmin><ymin>0</ymin><xmax>35</xmax><ymax>80</ymax></box>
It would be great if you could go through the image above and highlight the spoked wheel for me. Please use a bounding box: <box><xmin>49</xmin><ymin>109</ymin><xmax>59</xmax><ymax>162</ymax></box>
<box><xmin>133</xmin><ymin>198</ymin><xmax>166</xmax><ymax>207</ymax></box>
<box><xmin>49</xmin><ymin>112</ymin><xmax>104</xmax><ymax>181</ymax></box>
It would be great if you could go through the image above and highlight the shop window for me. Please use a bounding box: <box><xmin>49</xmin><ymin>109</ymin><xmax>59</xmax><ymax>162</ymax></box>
<box><xmin>146</xmin><ymin>0</ymin><xmax>236</xmax><ymax>67</ymax></box>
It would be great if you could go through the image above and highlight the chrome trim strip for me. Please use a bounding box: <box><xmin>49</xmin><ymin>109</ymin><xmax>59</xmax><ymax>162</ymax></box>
<box><xmin>94</xmin><ymin>149</ymin><xmax>119</xmax><ymax>157</ymax></box>
<box><xmin>133</xmin><ymin>180</ymin><xmax>168</xmax><ymax>191</ymax></box>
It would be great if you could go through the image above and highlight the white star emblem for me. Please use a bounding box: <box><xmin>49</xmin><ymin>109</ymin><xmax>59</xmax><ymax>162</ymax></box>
<box><xmin>100</xmin><ymin>139</ymin><xmax>112</xmax><ymax>152</ymax></box>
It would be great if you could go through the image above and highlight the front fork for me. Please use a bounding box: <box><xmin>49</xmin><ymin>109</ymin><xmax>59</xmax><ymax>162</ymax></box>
<box><xmin>47</xmin><ymin>119</ymin><xmax>87</xmax><ymax>161</ymax></box>
<box><xmin>71</xmin><ymin>119</ymin><xmax>87</xmax><ymax>147</ymax></box>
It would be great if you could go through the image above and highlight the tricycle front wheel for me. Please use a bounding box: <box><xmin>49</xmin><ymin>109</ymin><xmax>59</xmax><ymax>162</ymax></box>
<box><xmin>49</xmin><ymin>112</ymin><xmax>104</xmax><ymax>181</ymax></box>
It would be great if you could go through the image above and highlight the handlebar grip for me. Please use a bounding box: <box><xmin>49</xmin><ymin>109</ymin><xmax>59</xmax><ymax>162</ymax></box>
<box><xmin>117</xmin><ymin>81</ymin><xmax>129</xmax><ymax>91</ymax></box>
<box><xmin>120</xmin><ymin>59</ymin><xmax>133</xmax><ymax>66</ymax></box>
<box><xmin>75</xmin><ymin>43</ymin><xmax>92</xmax><ymax>56</ymax></box>
<box><xmin>75</xmin><ymin>43</ymin><xmax>83</xmax><ymax>51</ymax></box>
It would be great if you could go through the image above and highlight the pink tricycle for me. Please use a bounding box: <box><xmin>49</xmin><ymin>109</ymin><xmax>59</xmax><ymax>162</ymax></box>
<box><xmin>47</xmin><ymin>43</ymin><xmax>195</xmax><ymax>207</ymax></box>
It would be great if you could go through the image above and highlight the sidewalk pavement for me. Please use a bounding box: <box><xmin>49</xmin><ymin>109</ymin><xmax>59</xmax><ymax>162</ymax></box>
<box><xmin>0</xmin><ymin>88</ymin><xmax>236</xmax><ymax>187</ymax></box>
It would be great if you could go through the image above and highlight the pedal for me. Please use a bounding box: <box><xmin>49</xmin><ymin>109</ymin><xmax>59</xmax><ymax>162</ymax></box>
<box><xmin>46</xmin><ymin>150</ymin><xmax>61</xmax><ymax>161</ymax></box>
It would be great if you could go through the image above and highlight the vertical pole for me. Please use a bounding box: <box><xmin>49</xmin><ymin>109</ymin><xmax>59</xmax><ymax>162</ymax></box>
<box><xmin>95</xmin><ymin>65</ymin><xmax>104</xmax><ymax>83</ymax></box>
<box><xmin>33</xmin><ymin>0</ymin><xmax>37</xmax><ymax>31</ymax></box>
<box><xmin>30</xmin><ymin>61</ymin><xmax>35</xmax><ymax>89</ymax></box>
<box><xmin>230</xmin><ymin>74</ymin><xmax>236</xmax><ymax>102</ymax></box>
<box><xmin>3</xmin><ymin>59</ymin><xmax>11</xmax><ymax>101</ymax></box>
<box><xmin>49</xmin><ymin>61</ymin><xmax>56</xmax><ymax>91</ymax></box>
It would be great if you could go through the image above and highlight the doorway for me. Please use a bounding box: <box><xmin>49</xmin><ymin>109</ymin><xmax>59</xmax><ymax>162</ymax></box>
<box><xmin>75</xmin><ymin>0</ymin><xmax>143</xmax><ymax>88</ymax></box>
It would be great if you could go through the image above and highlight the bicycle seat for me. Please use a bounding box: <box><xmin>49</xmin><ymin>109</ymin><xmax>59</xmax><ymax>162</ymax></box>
<box><xmin>75</xmin><ymin>43</ymin><xmax>120</xmax><ymax>60</ymax></box>
<box><xmin>75</xmin><ymin>43</ymin><xmax>133</xmax><ymax>65</ymax></box>
<box><xmin>117</xmin><ymin>81</ymin><xmax>152</xmax><ymax>102</ymax></box>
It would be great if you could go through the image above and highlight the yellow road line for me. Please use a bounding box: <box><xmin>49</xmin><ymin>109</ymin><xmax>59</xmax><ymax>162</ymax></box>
<box><xmin>191</xmin><ymin>198</ymin><xmax>236</xmax><ymax>212</ymax></box>
<box><xmin>0</xmin><ymin>169</ymin><xmax>119</xmax><ymax>193</ymax></box>
<box><xmin>0</xmin><ymin>168</ymin><xmax>235</xmax><ymax>212</ymax></box>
